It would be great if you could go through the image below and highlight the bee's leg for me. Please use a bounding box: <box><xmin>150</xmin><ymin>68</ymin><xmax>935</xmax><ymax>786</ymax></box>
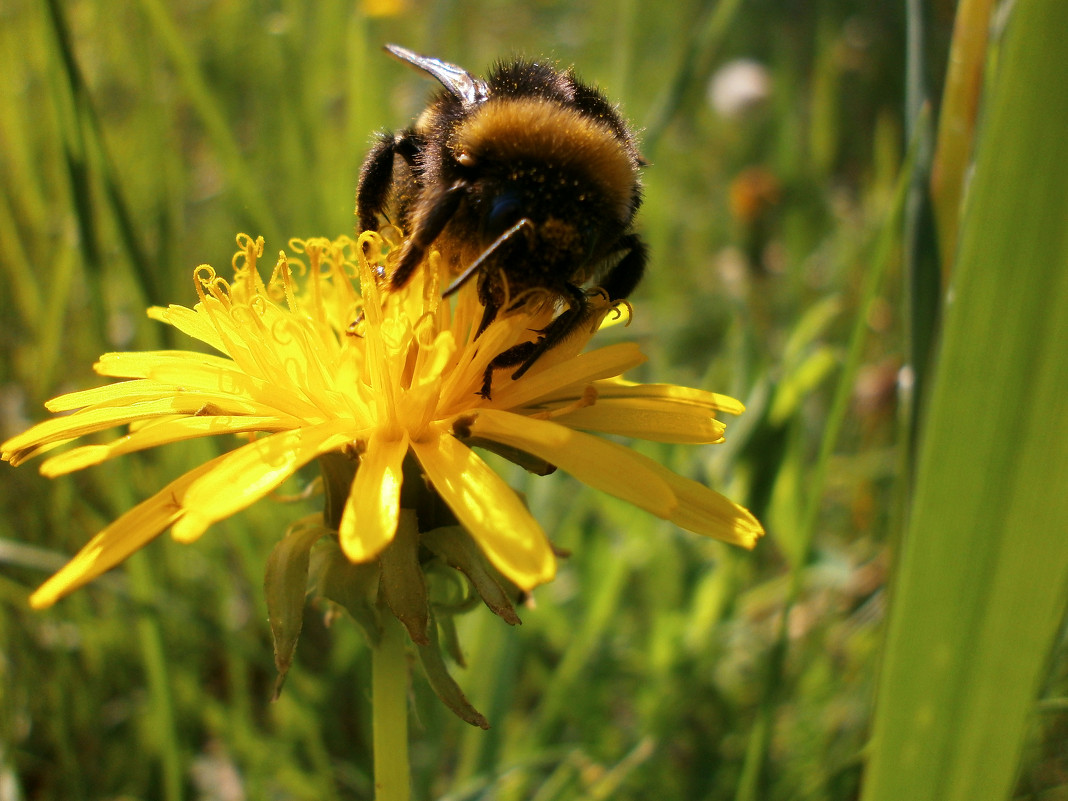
<box><xmin>479</xmin><ymin>284</ymin><xmax>588</xmax><ymax>398</ymax></box>
<box><xmin>513</xmin><ymin>283</ymin><xmax>589</xmax><ymax>378</ymax></box>
<box><xmin>480</xmin><ymin>340</ymin><xmax>537</xmax><ymax>398</ymax></box>
<box><xmin>475</xmin><ymin>293</ymin><xmax>502</xmax><ymax>338</ymax></box>
<box><xmin>388</xmin><ymin>180</ymin><xmax>467</xmax><ymax>290</ymax></box>
<box><xmin>356</xmin><ymin>130</ymin><xmax>420</xmax><ymax>232</ymax></box>
<box><xmin>477</xmin><ymin>230</ymin><xmax>647</xmax><ymax>396</ymax></box>
<box><xmin>597</xmin><ymin>233</ymin><xmax>648</xmax><ymax>301</ymax></box>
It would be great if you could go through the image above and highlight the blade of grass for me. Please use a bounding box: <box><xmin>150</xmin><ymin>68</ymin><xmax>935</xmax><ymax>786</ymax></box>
<box><xmin>902</xmin><ymin>0</ymin><xmax>942</xmax><ymax>472</ymax></box>
<box><xmin>0</xmin><ymin>190</ymin><xmax>41</xmax><ymax>330</ymax></box>
<box><xmin>733</xmin><ymin>115</ymin><xmax>919</xmax><ymax>801</ymax></box>
<box><xmin>42</xmin><ymin>0</ymin><xmax>104</xmax><ymax>282</ymax></box>
<box><xmin>641</xmin><ymin>0</ymin><xmax>745</xmax><ymax>156</ymax></box>
<box><xmin>930</xmin><ymin>0</ymin><xmax>995</xmax><ymax>276</ymax></box>
<box><xmin>862</xmin><ymin>1</ymin><xmax>1068</xmax><ymax>798</ymax></box>
<box><xmin>134</xmin><ymin>0</ymin><xmax>281</xmax><ymax>240</ymax></box>
<box><xmin>126</xmin><ymin>549</ymin><xmax>184</xmax><ymax>801</ymax></box>
<box><xmin>44</xmin><ymin>0</ymin><xmax>164</xmax><ymax>308</ymax></box>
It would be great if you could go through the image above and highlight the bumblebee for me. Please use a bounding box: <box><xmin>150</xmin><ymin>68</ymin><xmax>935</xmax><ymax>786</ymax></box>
<box><xmin>357</xmin><ymin>44</ymin><xmax>647</xmax><ymax>396</ymax></box>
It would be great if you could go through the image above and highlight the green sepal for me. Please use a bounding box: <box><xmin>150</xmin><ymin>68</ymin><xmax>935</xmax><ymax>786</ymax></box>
<box><xmin>264</xmin><ymin>514</ymin><xmax>329</xmax><ymax>699</ymax></box>
<box><xmin>379</xmin><ymin>509</ymin><xmax>430</xmax><ymax>645</ymax></box>
<box><xmin>436</xmin><ymin>609</ymin><xmax>467</xmax><ymax>668</ymax></box>
<box><xmin>423</xmin><ymin>560</ymin><xmax>474</xmax><ymax>611</ymax></box>
<box><xmin>422</xmin><ymin>525</ymin><xmax>521</xmax><ymax>625</ymax></box>
<box><xmin>310</xmin><ymin>538</ymin><xmax>382</xmax><ymax>647</ymax></box>
<box><xmin>415</xmin><ymin>611</ymin><xmax>490</xmax><ymax>729</ymax></box>
<box><xmin>318</xmin><ymin>451</ymin><xmax>358</xmax><ymax>529</ymax></box>
<box><xmin>463</xmin><ymin>436</ymin><xmax>557</xmax><ymax>476</ymax></box>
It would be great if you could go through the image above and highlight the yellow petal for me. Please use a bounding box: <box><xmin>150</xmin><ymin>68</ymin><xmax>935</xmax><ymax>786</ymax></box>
<box><xmin>339</xmin><ymin>432</ymin><xmax>409</xmax><ymax>562</ymax></box>
<box><xmin>412</xmin><ymin>430</ymin><xmax>555</xmax><ymax>590</ymax></box>
<box><xmin>440</xmin><ymin>312</ymin><xmax>529</xmax><ymax>404</ymax></box>
<box><xmin>658</xmin><ymin>467</ymin><xmax>764</xmax><ymax>548</ymax></box>
<box><xmin>93</xmin><ymin>350</ymin><xmax>238</xmax><ymax>380</ymax></box>
<box><xmin>552</xmin><ymin>398</ymin><xmax>728</xmax><ymax>443</ymax></box>
<box><xmin>484</xmin><ymin>342</ymin><xmax>647</xmax><ymax>411</ymax></box>
<box><xmin>28</xmin><ymin>454</ymin><xmax>228</xmax><ymax>608</ymax></box>
<box><xmin>40</xmin><ymin>415</ymin><xmax>297</xmax><ymax>476</ymax></box>
<box><xmin>171</xmin><ymin>421</ymin><xmax>354</xmax><ymax>543</ymax></box>
<box><xmin>89</xmin><ymin>351</ymin><xmax>331</xmax><ymax>423</ymax></box>
<box><xmin>3</xmin><ymin>395</ymin><xmax>291</xmax><ymax>465</ymax></box>
<box><xmin>149</xmin><ymin>359</ymin><xmax>329</xmax><ymax>422</ymax></box>
<box><xmin>149</xmin><ymin>304</ymin><xmax>227</xmax><ymax>353</ymax></box>
<box><xmin>588</xmin><ymin>380</ymin><xmax>746</xmax><ymax>415</ymax></box>
<box><xmin>46</xmin><ymin>379</ymin><xmax>178</xmax><ymax>412</ymax></box>
<box><xmin>466</xmin><ymin>409</ymin><xmax>677</xmax><ymax>517</ymax></box>
<box><xmin>2</xmin><ymin>435</ymin><xmax>72</xmax><ymax>468</ymax></box>
<box><xmin>468</xmin><ymin>408</ymin><xmax>762</xmax><ymax>547</ymax></box>
<box><xmin>3</xmin><ymin>407</ymin><xmax>159</xmax><ymax>463</ymax></box>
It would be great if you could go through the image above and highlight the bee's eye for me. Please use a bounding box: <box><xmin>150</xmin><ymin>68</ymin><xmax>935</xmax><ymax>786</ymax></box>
<box><xmin>484</xmin><ymin>193</ymin><xmax>523</xmax><ymax>241</ymax></box>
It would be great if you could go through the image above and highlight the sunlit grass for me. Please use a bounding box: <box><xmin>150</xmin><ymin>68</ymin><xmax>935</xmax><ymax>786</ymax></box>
<box><xmin>1</xmin><ymin>1</ymin><xmax>1065</xmax><ymax>800</ymax></box>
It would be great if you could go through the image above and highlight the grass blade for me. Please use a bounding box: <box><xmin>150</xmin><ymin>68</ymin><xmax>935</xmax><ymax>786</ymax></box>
<box><xmin>862</xmin><ymin>2</ymin><xmax>1068</xmax><ymax>798</ymax></box>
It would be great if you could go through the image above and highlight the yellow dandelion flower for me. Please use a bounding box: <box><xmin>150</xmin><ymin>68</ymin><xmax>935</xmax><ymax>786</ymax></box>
<box><xmin>2</xmin><ymin>233</ymin><xmax>762</xmax><ymax>610</ymax></box>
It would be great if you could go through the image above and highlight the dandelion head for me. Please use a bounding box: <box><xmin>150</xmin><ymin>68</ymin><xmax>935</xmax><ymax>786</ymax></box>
<box><xmin>3</xmin><ymin>231</ymin><xmax>762</xmax><ymax>713</ymax></box>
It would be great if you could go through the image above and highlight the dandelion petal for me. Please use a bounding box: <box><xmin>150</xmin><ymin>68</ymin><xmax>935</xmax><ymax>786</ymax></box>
<box><xmin>92</xmin><ymin>349</ymin><xmax>238</xmax><ymax>381</ymax></box>
<box><xmin>339</xmin><ymin>432</ymin><xmax>408</xmax><ymax>562</ymax></box>
<box><xmin>487</xmin><ymin>342</ymin><xmax>647</xmax><ymax>410</ymax></box>
<box><xmin>554</xmin><ymin>400</ymin><xmax>728</xmax><ymax>443</ymax></box>
<box><xmin>413</xmin><ymin>431</ymin><xmax>555</xmax><ymax>590</ymax></box>
<box><xmin>172</xmin><ymin>422</ymin><xmax>353</xmax><ymax>543</ymax></box>
<box><xmin>467</xmin><ymin>409</ymin><xmax>677</xmax><ymax>517</ymax></box>
<box><xmin>29</xmin><ymin>454</ymin><xmax>228</xmax><ymax>608</ymax></box>
<box><xmin>469</xmin><ymin>408</ymin><xmax>762</xmax><ymax>547</ymax></box>
<box><xmin>661</xmin><ymin>468</ymin><xmax>764</xmax><ymax>548</ymax></box>
<box><xmin>41</xmin><ymin>416</ymin><xmax>295</xmax><ymax>477</ymax></box>
<box><xmin>590</xmin><ymin>380</ymin><xmax>746</xmax><ymax>415</ymax></box>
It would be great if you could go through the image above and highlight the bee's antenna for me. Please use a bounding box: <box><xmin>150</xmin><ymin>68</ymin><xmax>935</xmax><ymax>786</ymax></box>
<box><xmin>441</xmin><ymin>219</ymin><xmax>533</xmax><ymax>299</ymax></box>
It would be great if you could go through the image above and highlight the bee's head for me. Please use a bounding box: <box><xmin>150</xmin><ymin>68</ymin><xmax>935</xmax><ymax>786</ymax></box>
<box><xmin>450</xmin><ymin>95</ymin><xmax>641</xmax><ymax>264</ymax></box>
<box><xmin>460</xmin><ymin>163</ymin><xmax>626</xmax><ymax>278</ymax></box>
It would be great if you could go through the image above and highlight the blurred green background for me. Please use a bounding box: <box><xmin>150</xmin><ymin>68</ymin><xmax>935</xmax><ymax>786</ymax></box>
<box><xmin>2</xmin><ymin>1</ymin><xmax>1066</xmax><ymax>800</ymax></box>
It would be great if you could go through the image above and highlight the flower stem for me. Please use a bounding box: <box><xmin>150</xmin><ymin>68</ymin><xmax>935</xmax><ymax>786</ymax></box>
<box><xmin>373</xmin><ymin>610</ymin><xmax>411</xmax><ymax>801</ymax></box>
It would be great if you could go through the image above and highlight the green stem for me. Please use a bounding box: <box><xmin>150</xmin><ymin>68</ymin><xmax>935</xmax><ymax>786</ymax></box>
<box><xmin>373</xmin><ymin>611</ymin><xmax>411</xmax><ymax>801</ymax></box>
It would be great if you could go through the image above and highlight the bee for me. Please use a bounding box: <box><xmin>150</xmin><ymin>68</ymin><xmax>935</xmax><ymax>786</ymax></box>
<box><xmin>357</xmin><ymin>44</ymin><xmax>647</xmax><ymax>397</ymax></box>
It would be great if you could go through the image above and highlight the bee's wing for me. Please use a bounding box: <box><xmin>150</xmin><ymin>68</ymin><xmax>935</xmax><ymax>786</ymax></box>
<box><xmin>385</xmin><ymin>44</ymin><xmax>489</xmax><ymax>106</ymax></box>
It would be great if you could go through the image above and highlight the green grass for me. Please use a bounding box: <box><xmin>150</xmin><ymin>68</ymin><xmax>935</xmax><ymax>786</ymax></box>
<box><xmin>1</xmin><ymin>1</ymin><xmax>1065</xmax><ymax>799</ymax></box>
